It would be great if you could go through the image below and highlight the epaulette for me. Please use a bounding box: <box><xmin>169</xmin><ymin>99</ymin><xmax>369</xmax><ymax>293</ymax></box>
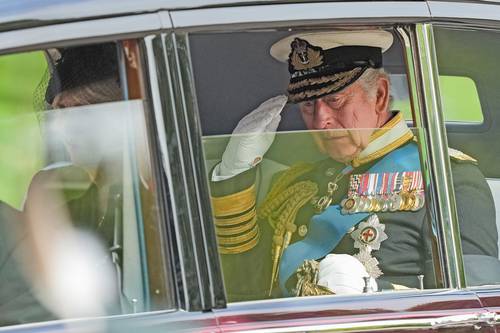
<box><xmin>449</xmin><ymin>147</ymin><xmax>478</xmax><ymax>165</ymax></box>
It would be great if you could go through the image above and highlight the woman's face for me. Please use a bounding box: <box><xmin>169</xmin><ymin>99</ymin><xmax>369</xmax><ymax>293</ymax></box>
<box><xmin>50</xmin><ymin>91</ymin><xmax>124</xmax><ymax>171</ymax></box>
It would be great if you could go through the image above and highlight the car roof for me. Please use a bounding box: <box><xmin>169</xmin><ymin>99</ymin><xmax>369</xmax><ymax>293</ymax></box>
<box><xmin>0</xmin><ymin>0</ymin><xmax>427</xmax><ymax>32</ymax></box>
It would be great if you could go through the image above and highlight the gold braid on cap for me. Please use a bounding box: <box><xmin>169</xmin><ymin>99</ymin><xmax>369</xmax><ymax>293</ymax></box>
<box><xmin>288</xmin><ymin>67</ymin><xmax>363</xmax><ymax>91</ymax></box>
<box><xmin>288</xmin><ymin>67</ymin><xmax>363</xmax><ymax>103</ymax></box>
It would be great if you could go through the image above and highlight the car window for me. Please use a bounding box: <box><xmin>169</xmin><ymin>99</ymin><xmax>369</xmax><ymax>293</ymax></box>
<box><xmin>188</xmin><ymin>28</ymin><xmax>449</xmax><ymax>303</ymax></box>
<box><xmin>440</xmin><ymin>75</ymin><xmax>483</xmax><ymax>123</ymax></box>
<box><xmin>0</xmin><ymin>41</ymin><xmax>172</xmax><ymax>327</ymax></box>
<box><xmin>434</xmin><ymin>26</ymin><xmax>500</xmax><ymax>287</ymax></box>
<box><xmin>392</xmin><ymin>73</ymin><xmax>483</xmax><ymax>123</ymax></box>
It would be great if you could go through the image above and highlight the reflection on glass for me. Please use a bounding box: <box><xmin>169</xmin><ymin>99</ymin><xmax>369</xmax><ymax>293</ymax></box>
<box><xmin>0</xmin><ymin>100</ymin><xmax>157</xmax><ymax>327</ymax></box>
<box><xmin>203</xmin><ymin>125</ymin><xmax>439</xmax><ymax>302</ymax></box>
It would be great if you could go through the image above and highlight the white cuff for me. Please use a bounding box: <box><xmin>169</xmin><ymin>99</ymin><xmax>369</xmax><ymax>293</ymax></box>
<box><xmin>211</xmin><ymin>163</ymin><xmax>251</xmax><ymax>182</ymax></box>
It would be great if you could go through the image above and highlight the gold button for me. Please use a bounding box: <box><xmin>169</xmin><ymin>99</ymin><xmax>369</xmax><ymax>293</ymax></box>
<box><xmin>298</xmin><ymin>225</ymin><xmax>308</xmax><ymax>237</ymax></box>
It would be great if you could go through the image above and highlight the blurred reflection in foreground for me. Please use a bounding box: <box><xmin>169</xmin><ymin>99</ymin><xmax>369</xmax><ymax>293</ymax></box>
<box><xmin>22</xmin><ymin>180</ymin><xmax>118</xmax><ymax>323</ymax></box>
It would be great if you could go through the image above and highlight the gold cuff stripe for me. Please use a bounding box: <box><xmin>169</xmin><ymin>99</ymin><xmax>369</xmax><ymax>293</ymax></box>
<box><xmin>217</xmin><ymin>224</ymin><xmax>259</xmax><ymax>246</ymax></box>
<box><xmin>211</xmin><ymin>184</ymin><xmax>256</xmax><ymax>217</ymax></box>
<box><xmin>369</xmin><ymin>112</ymin><xmax>404</xmax><ymax>142</ymax></box>
<box><xmin>218</xmin><ymin>231</ymin><xmax>260</xmax><ymax>255</ymax></box>
<box><xmin>352</xmin><ymin>131</ymin><xmax>414</xmax><ymax>167</ymax></box>
<box><xmin>214</xmin><ymin>207</ymin><xmax>256</xmax><ymax>227</ymax></box>
<box><xmin>216</xmin><ymin>216</ymin><xmax>257</xmax><ymax>236</ymax></box>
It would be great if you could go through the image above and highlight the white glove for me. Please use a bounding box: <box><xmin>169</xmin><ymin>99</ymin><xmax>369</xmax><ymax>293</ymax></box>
<box><xmin>317</xmin><ymin>254</ymin><xmax>378</xmax><ymax>295</ymax></box>
<box><xmin>212</xmin><ymin>95</ymin><xmax>288</xmax><ymax>181</ymax></box>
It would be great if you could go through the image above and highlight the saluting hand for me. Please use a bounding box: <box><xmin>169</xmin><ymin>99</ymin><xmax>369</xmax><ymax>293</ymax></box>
<box><xmin>212</xmin><ymin>95</ymin><xmax>288</xmax><ymax>181</ymax></box>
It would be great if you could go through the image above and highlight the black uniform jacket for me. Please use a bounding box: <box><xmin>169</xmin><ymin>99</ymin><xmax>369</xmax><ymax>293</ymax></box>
<box><xmin>209</xmin><ymin>116</ymin><xmax>499</xmax><ymax>302</ymax></box>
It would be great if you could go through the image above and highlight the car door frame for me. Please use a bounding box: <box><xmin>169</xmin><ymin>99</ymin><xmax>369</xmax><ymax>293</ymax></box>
<box><xmin>0</xmin><ymin>7</ymin><xmax>222</xmax><ymax>332</ymax></box>
<box><xmin>428</xmin><ymin>0</ymin><xmax>500</xmax><ymax>329</ymax></box>
<box><xmin>166</xmin><ymin>1</ymin><xmax>498</xmax><ymax>332</ymax></box>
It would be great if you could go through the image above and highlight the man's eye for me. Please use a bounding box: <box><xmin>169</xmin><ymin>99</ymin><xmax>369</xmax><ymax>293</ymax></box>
<box><xmin>326</xmin><ymin>96</ymin><xmax>342</xmax><ymax>105</ymax></box>
<box><xmin>300</xmin><ymin>101</ymin><xmax>315</xmax><ymax>114</ymax></box>
<box><xmin>327</xmin><ymin>97</ymin><xmax>344</xmax><ymax>108</ymax></box>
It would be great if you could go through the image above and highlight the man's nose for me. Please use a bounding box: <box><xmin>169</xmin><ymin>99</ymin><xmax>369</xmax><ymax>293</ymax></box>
<box><xmin>312</xmin><ymin>99</ymin><xmax>335</xmax><ymax>129</ymax></box>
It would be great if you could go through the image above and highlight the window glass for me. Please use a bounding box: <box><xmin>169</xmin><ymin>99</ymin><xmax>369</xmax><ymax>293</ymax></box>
<box><xmin>0</xmin><ymin>52</ymin><xmax>46</xmax><ymax>208</ymax></box>
<box><xmin>190</xmin><ymin>28</ymin><xmax>443</xmax><ymax>303</ymax></box>
<box><xmin>0</xmin><ymin>42</ymin><xmax>170</xmax><ymax>327</ymax></box>
<box><xmin>440</xmin><ymin>75</ymin><xmax>483</xmax><ymax>123</ymax></box>
<box><xmin>434</xmin><ymin>26</ymin><xmax>500</xmax><ymax>287</ymax></box>
<box><xmin>389</xmin><ymin>73</ymin><xmax>412</xmax><ymax>120</ymax></box>
<box><xmin>386</xmin><ymin>74</ymin><xmax>483</xmax><ymax>123</ymax></box>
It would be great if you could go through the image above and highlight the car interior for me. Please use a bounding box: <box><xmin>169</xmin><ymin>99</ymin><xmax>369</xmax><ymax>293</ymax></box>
<box><xmin>193</xmin><ymin>27</ymin><xmax>500</xmax><ymax>259</ymax></box>
<box><xmin>195</xmin><ymin>29</ymin><xmax>411</xmax><ymax>166</ymax></box>
<box><xmin>434</xmin><ymin>27</ymin><xmax>500</xmax><ymax>254</ymax></box>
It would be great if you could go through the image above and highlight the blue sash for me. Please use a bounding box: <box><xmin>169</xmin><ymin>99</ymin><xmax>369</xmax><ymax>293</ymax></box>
<box><xmin>278</xmin><ymin>142</ymin><xmax>422</xmax><ymax>292</ymax></box>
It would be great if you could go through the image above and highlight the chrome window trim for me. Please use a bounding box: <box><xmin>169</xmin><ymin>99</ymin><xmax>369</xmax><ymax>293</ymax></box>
<box><xmin>146</xmin><ymin>31</ymin><xmax>223</xmax><ymax>311</ymax></box>
<box><xmin>1</xmin><ymin>0</ymin><xmax>401</xmax><ymax>32</ymax></box>
<box><xmin>0</xmin><ymin>13</ymin><xmax>165</xmax><ymax>55</ymax></box>
<box><xmin>429</xmin><ymin>1</ymin><xmax>500</xmax><ymax>25</ymax></box>
<box><xmin>143</xmin><ymin>36</ymin><xmax>180</xmax><ymax>310</ymax></box>
<box><xmin>414</xmin><ymin>23</ymin><xmax>466</xmax><ymax>288</ymax></box>
<box><xmin>215</xmin><ymin>312</ymin><xmax>492</xmax><ymax>332</ymax></box>
<box><xmin>163</xmin><ymin>32</ymin><xmax>210</xmax><ymax>311</ymax></box>
<box><xmin>213</xmin><ymin>287</ymin><xmax>490</xmax><ymax>331</ymax></box>
<box><xmin>170</xmin><ymin>1</ymin><xmax>430</xmax><ymax>30</ymax></box>
<box><xmin>162</xmin><ymin>32</ymin><xmax>216</xmax><ymax>311</ymax></box>
<box><xmin>145</xmin><ymin>33</ymin><xmax>202</xmax><ymax>310</ymax></box>
<box><xmin>395</xmin><ymin>26</ymin><xmax>446</xmax><ymax>288</ymax></box>
<box><xmin>0</xmin><ymin>308</ymin><xmax>221</xmax><ymax>332</ymax></box>
<box><xmin>173</xmin><ymin>32</ymin><xmax>227</xmax><ymax>309</ymax></box>
<box><xmin>222</xmin><ymin>313</ymin><xmax>489</xmax><ymax>333</ymax></box>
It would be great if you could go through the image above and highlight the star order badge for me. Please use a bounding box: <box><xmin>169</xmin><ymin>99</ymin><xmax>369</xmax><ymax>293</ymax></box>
<box><xmin>351</xmin><ymin>214</ymin><xmax>387</xmax><ymax>278</ymax></box>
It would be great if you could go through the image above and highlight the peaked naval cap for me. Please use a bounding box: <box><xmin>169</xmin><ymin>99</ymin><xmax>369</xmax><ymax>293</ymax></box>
<box><xmin>270</xmin><ymin>31</ymin><xmax>394</xmax><ymax>103</ymax></box>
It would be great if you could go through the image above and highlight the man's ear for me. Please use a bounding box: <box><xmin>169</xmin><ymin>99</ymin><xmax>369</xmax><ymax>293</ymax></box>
<box><xmin>375</xmin><ymin>76</ymin><xmax>390</xmax><ymax>115</ymax></box>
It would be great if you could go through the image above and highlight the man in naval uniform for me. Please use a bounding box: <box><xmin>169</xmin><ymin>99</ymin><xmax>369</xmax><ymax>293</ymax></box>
<box><xmin>209</xmin><ymin>30</ymin><xmax>500</xmax><ymax>302</ymax></box>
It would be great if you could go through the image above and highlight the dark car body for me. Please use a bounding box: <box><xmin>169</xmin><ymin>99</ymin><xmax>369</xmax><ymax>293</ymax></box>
<box><xmin>2</xmin><ymin>0</ymin><xmax>500</xmax><ymax>332</ymax></box>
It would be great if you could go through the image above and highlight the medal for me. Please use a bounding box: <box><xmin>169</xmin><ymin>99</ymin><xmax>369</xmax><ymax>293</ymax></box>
<box><xmin>351</xmin><ymin>214</ymin><xmax>387</xmax><ymax>279</ymax></box>
<box><xmin>315</xmin><ymin>165</ymin><xmax>354</xmax><ymax>213</ymax></box>
<box><xmin>342</xmin><ymin>170</ymin><xmax>425</xmax><ymax>214</ymax></box>
<box><xmin>351</xmin><ymin>214</ymin><xmax>388</xmax><ymax>251</ymax></box>
<box><xmin>399</xmin><ymin>192</ymin><xmax>409</xmax><ymax>211</ymax></box>
<box><xmin>387</xmin><ymin>193</ymin><xmax>399</xmax><ymax>211</ymax></box>
<box><xmin>380</xmin><ymin>196</ymin><xmax>390</xmax><ymax>212</ymax></box>
<box><xmin>411</xmin><ymin>191</ymin><xmax>425</xmax><ymax>211</ymax></box>
<box><xmin>341</xmin><ymin>196</ymin><xmax>359</xmax><ymax>214</ymax></box>
<box><xmin>360</xmin><ymin>196</ymin><xmax>371</xmax><ymax>211</ymax></box>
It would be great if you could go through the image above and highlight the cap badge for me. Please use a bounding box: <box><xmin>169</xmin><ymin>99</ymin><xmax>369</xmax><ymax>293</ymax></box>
<box><xmin>290</xmin><ymin>38</ymin><xmax>324</xmax><ymax>71</ymax></box>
